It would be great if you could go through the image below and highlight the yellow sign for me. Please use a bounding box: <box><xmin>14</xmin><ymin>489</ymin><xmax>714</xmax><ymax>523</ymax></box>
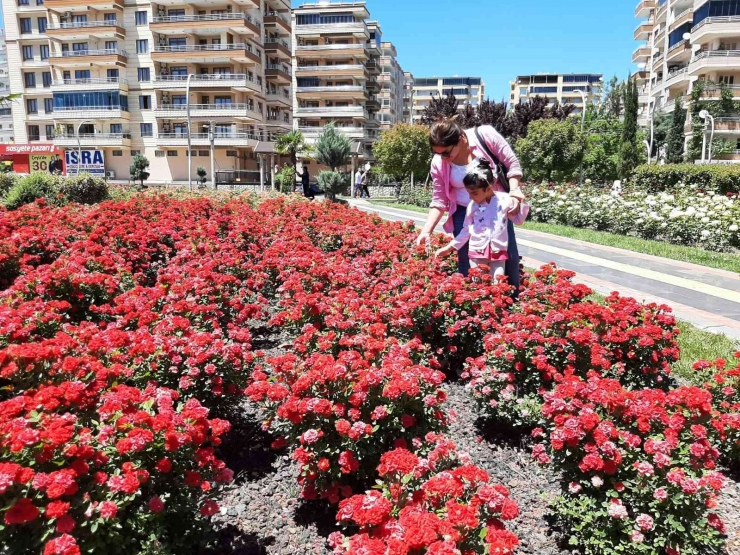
<box><xmin>30</xmin><ymin>154</ymin><xmax>63</xmax><ymax>174</ymax></box>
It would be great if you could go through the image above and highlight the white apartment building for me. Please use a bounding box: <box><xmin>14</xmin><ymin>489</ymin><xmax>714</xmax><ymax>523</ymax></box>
<box><xmin>410</xmin><ymin>76</ymin><xmax>485</xmax><ymax>123</ymax></box>
<box><xmin>402</xmin><ymin>70</ymin><xmax>413</xmax><ymax>124</ymax></box>
<box><xmin>378</xmin><ymin>41</ymin><xmax>405</xmax><ymax>130</ymax></box>
<box><xmin>291</xmin><ymin>1</ymin><xmax>380</xmax><ymax>160</ymax></box>
<box><xmin>2</xmin><ymin>0</ymin><xmax>292</xmax><ymax>183</ymax></box>
<box><xmin>634</xmin><ymin>0</ymin><xmax>740</xmax><ymax>159</ymax></box>
<box><xmin>509</xmin><ymin>73</ymin><xmax>603</xmax><ymax>113</ymax></box>
<box><xmin>0</xmin><ymin>30</ymin><xmax>14</xmax><ymax>145</ymax></box>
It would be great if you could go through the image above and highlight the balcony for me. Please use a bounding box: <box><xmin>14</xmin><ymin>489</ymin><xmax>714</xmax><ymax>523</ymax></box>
<box><xmin>294</xmin><ymin>21</ymin><xmax>368</xmax><ymax>37</ymax></box>
<box><xmin>664</xmin><ymin>67</ymin><xmax>688</xmax><ymax>87</ymax></box>
<box><xmin>692</xmin><ymin>16</ymin><xmax>740</xmax><ymax>43</ymax></box>
<box><xmin>656</xmin><ymin>0</ymin><xmax>667</xmax><ymax>21</ymax></box>
<box><xmin>366</xmin><ymin>96</ymin><xmax>380</xmax><ymax>110</ymax></box>
<box><xmin>51</xmin><ymin>106</ymin><xmax>129</xmax><ymax>119</ymax></box>
<box><xmin>263</xmin><ymin>11</ymin><xmax>291</xmax><ymax>34</ymax></box>
<box><xmin>689</xmin><ymin>50</ymin><xmax>740</xmax><ymax>75</ymax></box>
<box><xmin>670</xmin><ymin>7</ymin><xmax>693</xmax><ymax>30</ymax></box>
<box><xmin>156</xmin><ymin>132</ymin><xmax>258</xmax><ymax>148</ymax></box>
<box><xmin>713</xmin><ymin>117</ymin><xmax>740</xmax><ymax>133</ymax></box>
<box><xmin>635</xmin><ymin>21</ymin><xmax>653</xmax><ymax>40</ymax></box>
<box><xmin>264</xmin><ymin>37</ymin><xmax>291</xmax><ymax>59</ymax></box>
<box><xmin>153</xmin><ymin>74</ymin><xmax>261</xmax><ymax>93</ymax></box>
<box><xmin>295</xmin><ymin>85</ymin><xmax>365</xmax><ymax>99</ymax></box>
<box><xmin>53</xmin><ymin>132</ymin><xmax>131</xmax><ymax>147</ymax></box>
<box><xmin>295</xmin><ymin>105</ymin><xmax>367</xmax><ymax>119</ymax></box>
<box><xmin>703</xmin><ymin>85</ymin><xmax>740</xmax><ymax>100</ymax></box>
<box><xmin>44</xmin><ymin>0</ymin><xmax>123</xmax><ymax>12</ymax></box>
<box><xmin>635</xmin><ymin>0</ymin><xmax>655</xmax><ymax>18</ymax></box>
<box><xmin>266</xmin><ymin>91</ymin><xmax>291</xmax><ymax>108</ymax></box>
<box><xmin>265</xmin><ymin>63</ymin><xmax>291</xmax><ymax>84</ymax></box>
<box><xmin>632</xmin><ymin>45</ymin><xmax>651</xmax><ymax>63</ymax></box>
<box><xmin>295</xmin><ymin>64</ymin><xmax>366</xmax><ymax>78</ymax></box>
<box><xmin>52</xmin><ymin>77</ymin><xmax>128</xmax><ymax>92</ymax></box>
<box><xmin>48</xmin><ymin>48</ymin><xmax>127</xmax><ymax>66</ymax></box>
<box><xmin>150</xmin><ymin>13</ymin><xmax>260</xmax><ymax>37</ymax></box>
<box><xmin>152</xmin><ymin>103</ymin><xmax>261</xmax><ymax>119</ymax></box>
<box><xmin>298</xmin><ymin>126</ymin><xmax>365</xmax><ymax>140</ymax></box>
<box><xmin>295</xmin><ymin>43</ymin><xmax>367</xmax><ymax>59</ymax></box>
<box><xmin>666</xmin><ymin>39</ymin><xmax>691</xmax><ymax>63</ymax></box>
<box><xmin>46</xmin><ymin>20</ymin><xmax>125</xmax><ymax>40</ymax></box>
<box><xmin>151</xmin><ymin>43</ymin><xmax>261</xmax><ymax>65</ymax></box>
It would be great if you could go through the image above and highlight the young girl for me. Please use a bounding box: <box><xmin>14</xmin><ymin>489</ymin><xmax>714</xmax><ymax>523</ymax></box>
<box><xmin>436</xmin><ymin>158</ymin><xmax>525</xmax><ymax>280</ymax></box>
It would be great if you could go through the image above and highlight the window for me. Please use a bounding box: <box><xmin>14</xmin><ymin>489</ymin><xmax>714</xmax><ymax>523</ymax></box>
<box><xmin>22</xmin><ymin>46</ymin><xmax>33</xmax><ymax>60</ymax></box>
<box><xmin>135</xmin><ymin>11</ymin><xmax>147</xmax><ymax>25</ymax></box>
<box><xmin>52</xmin><ymin>91</ymin><xmax>129</xmax><ymax>111</ymax></box>
<box><xmin>75</xmin><ymin>70</ymin><xmax>91</xmax><ymax>82</ymax></box>
<box><xmin>198</xmin><ymin>150</ymin><xmax>208</xmax><ymax>157</ymax></box>
<box><xmin>17</xmin><ymin>0</ymin><xmax>29</xmax><ymax>5</ymax></box>
<box><xmin>20</xmin><ymin>18</ymin><xmax>32</xmax><ymax>34</ymax></box>
<box><xmin>154</xmin><ymin>150</ymin><xmax>165</xmax><ymax>157</ymax></box>
<box><xmin>139</xmin><ymin>95</ymin><xmax>151</xmax><ymax>109</ymax></box>
<box><xmin>45</xmin><ymin>124</ymin><xmax>54</xmax><ymax>139</ymax></box>
<box><xmin>167</xmin><ymin>150</ymin><xmax>178</xmax><ymax>157</ymax></box>
<box><xmin>27</xmin><ymin>125</ymin><xmax>40</xmax><ymax>141</ymax></box>
<box><xmin>110</xmin><ymin>123</ymin><xmax>122</xmax><ymax>134</ymax></box>
<box><xmin>719</xmin><ymin>75</ymin><xmax>736</xmax><ymax>85</ymax></box>
<box><xmin>103</xmin><ymin>13</ymin><xmax>117</xmax><ymax>22</ymax></box>
<box><xmin>190</xmin><ymin>149</ymin><xmax>197</xmax><ymax>157</ymax></box>
<box><xmin>72</xmin><ymin>42</ymin><xmax>88</xmax><ymax>52</ymax></box>
<box><xmin>44</xmin><ymin>98</ymin><xmax>53</xmax><ymax>113</ymax></box>
<box><xmin>24</xmin><ymin>73</ymin><xmax>36</xmax><ymax>88</ymax></box>
<box><xmin>105</xmin><ymin>41</ymin><xmax>117</xmax><ymax>52</ymax></box>
<box><xmin>107</xmin><ymin>69</ymin><xmax>119</xmax><ymax>80</ymax></box>
<box><xmin>131</xmin><ymin>150</ymin><xmax>141</xmax><ymax>156</ymax></box>
<box><xmin>168</xmin><ymin>37</ymin><xmax>186</xmax><ymax>49</ymax></box>
<box><xmin>40</xmin><ymin>45</ymin><xmax>49</xmax><ymax>60</ymax></box>
<box><xmin>37</xmin><ymin>17</ymin><xmax>47</xmax><ymax>33</ymax></box>
<box><xmin>226</xmin><ymin>150</ymin><xmax>237</xmax><ymax>157</ymax></box>
<box><xmin>138</xmin><ymin>68</ymin><xmax>151</xmax><ymax>82</ymax></box>
<box><xmin>26</xmin><ymin>99</ymin><xmax>38</xmax><ymax>114</ymax></box>
<box><xmin>136</xmin><ymin>39</ymin><xmax>148</xmax><ymax>54</ymax></box>
<box><xmin>140</xmin><ymin>123</ymin><xmax>153</xmax><ymax>137</ymax></box>
<box><xmin>42</xmin><ymin>72</ymin><xmax>51</xmax><ymax>88</ymax></box>
<box><xmin>112</xmin><ymin>150</ymin><xmax>123</xmax><ymax>156</ymax></box>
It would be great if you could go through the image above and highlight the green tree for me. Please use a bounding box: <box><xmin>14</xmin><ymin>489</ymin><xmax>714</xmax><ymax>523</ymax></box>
<box><xmin>314</xmin><ymin>122</ymin><xmax>352</xmax><ymax>171</ymax></box>
<box><xmin>665</xmin><ymin>97</ymin><xmax>687</xmax><ymax>163</ymax></box>
<box><xmin>373</xmin><ymin>124</ymin><xmax>432</xmax><ymax>183</ymax></box>
<box><xmin>516</xmin><ymin>119</ymin><xmax>586</xmax><ymax>182</ymax></box>
<box><xmin>275</xmin><ymin>130</ymin><xmax>311</xmax><ymax>174</ymax></box>
<box><xmin>420</xmin><ymin>94</ymin><xmax>460</xmax><ymax>126</ymax></box>
<box><xmin>129</xmin><ymin>154</ymin><xmax>150</xmax><ymax>189</ymax></box>
<box><xmin>582</xmin><ymin>116</ymin><xmax>623</xmax><ymax>183</ymax></box>
<box><xmin>618</xmin><ymin>77</ymin><xmax>640</xmax><ymax>179</ymax></box>
<box><xmin>603</xmin><ymin>76</ymin><xmax>625</xmax><ymax>118</ymax></box>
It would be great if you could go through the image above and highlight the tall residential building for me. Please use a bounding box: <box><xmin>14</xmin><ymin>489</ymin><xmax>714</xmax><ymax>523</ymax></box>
<box><xmin>509</xmin><ymin>73</ymin><xmax>603</xmax><ymax>113</ymax></box>
<box><xmin>292</xmin><ymin>1</ymin><xmax>380</xmax><ymax>160</ymax></box>
<box><xmin>2</xmin><ymin>0</ymin><xmax>292</xmax><ymax>182</ymax></box>
<box><xmin>402</xmin><ymin>71</ymin><xmax>414</xmax><ymax>124</ymax></box>
<box><xmin>378</xmin><ymin>41</ymin><xmax>405</xmax><ymax>130</ymax></box>
<box><xmin>0</xmin><ymin>30</ymin><xmax>14</xmax><ymax>144</ymax></box>
<box><xmin>633</xmin><ymin>0</ymin><xmax>740</xmax><ymax>160</ymax></box>
<box><xmin>410</xmin><ymin>76</ymin><xmax>485</xmax><ymax>124</ymax></box>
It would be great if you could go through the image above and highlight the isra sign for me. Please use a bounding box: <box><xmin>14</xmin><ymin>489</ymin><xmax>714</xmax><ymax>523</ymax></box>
<box><xmin>65</xmin><ymin>149</ymin><xmax>105</xmax><ymax>176</ymax></box>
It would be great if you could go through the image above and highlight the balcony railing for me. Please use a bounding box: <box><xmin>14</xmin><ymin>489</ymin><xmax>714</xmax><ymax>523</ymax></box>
<box><xmin>47</xmin><ymin>20</ymin><xmax>120</xmax><ymax>30</ymax></box>
<box><xmin>692</xmin><ymin>49</ymin><xmax>740</xmax><ymax>62</ymax></box>
<box><xmin>157</xmin><ymin>131</ymin><xmax>259</xmax><ymax>140</ymax></box>
<box><xmin>673</xmin><ymin>7</ymin><xmax>692</xmax><ymax>22</ymax></box>
<box><xmin>155</xmin><ymin>102</ymin><xmax>260</xmax><ymax>113</ymax></box>
<box><xmin>692</xmin><ymin>15</ymin><xmax>740</xmax><ymax>33</ymax></box>
<box><xmin>667</xmin><ymin>39</ymin><xmax>687</xmax><ymax>54</ymax></box>
<box><xmin>154</xmin><ymin>73</ymin><xmax>260</xmax><ymax>87</ymax></box>
<box><xmin>296</xmin><ymin>85</ymin><xmax>364</xmax><ymax>93</ymax></box>
<box><xmin>50</xmin><ymin>48</ymin><xmax>127</xmax><ymax>58</ymax></box>
<box><xmin>264</xmin><ymin>36</ymin><xmax>290</xmax><ymax>49</ymax></box>
<box><xmin>152</xmin><ymin>43</ymin><xmax>261</xmax><ymax>56</ymax></box>
<box><xmin>54</xmin><ymin>132</ymin><xmax>131</xmax><ymax>140</ymax></box>
<box><xmin>296</xmin><ymin>64</ymin><xmax>365</xmax><ymax>72</ymax></box>
<box><xmin>296</xmin><ymin>43</ymin><xmax>364</xmax><ymax>51</ymax></box>
<box><xmin>266</xmin><ymin>63</ymin><xmax>291</xmax><ymax>75</ymax></box>
<box><xmin>53</xmin><ymin>77</ymin><xmax>127</xmax><ymax>86</ymax></box>
<box><xmin>151</xmin><ymin>12</ymin><xmax>260</xmax><ymax>28</ymax></box>
<box><xmin>265</xmin><ymin>11</ymin><xmax>289</xmax><ymax>25</ymax></box>
<box><xmin>665</xmin><ymin>67</ymin><xmax>688</xmax><ymax>83</ymax></box>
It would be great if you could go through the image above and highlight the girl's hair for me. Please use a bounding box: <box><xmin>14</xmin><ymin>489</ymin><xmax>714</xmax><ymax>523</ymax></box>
<box><xmin>429</xmin><ymin>115</ymin><xmax>464</xmax><ymax>147</ymax></box>
<box><xmin>463</xmin><ymin>158</ymin><xmax>494</xmax><ymax>191</ymax></box>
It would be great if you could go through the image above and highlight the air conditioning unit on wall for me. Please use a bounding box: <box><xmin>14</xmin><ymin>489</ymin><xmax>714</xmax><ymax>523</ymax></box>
<box><xmin>105</xmin><ymin>170</ymin><xmax>115</xmax><ymax>179</ymax></box>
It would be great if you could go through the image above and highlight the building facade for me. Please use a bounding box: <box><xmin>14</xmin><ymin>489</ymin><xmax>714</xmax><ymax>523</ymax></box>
<box><xmin>378</xmin><ymin>41</ymin><xmax>405</xmax><ymax>130</ymax></box>
<box><xmin>291</xmin><ymin>1</ymin><xmax>380</xmax><ymax>160</ymax></box>
<box><xmin>509</xmin><ymin>73</ymin><xmax>603</xmax><ymax>113</ymax></box>
<box><xmin>410</xmin><ymin>76</ymin><xmax>485</xmax><ymax>123</ymax></box>
<box><xmin>0</xmin><ymin>30</ymin><xmax>14</xmax><ymax>145</ymax></box>
<box><xmin>2</xmin><ymin>0</ymin><xmax>292</xmax><ymax>182</ymax></box>
<box><xmin>402</xmin><ymin>71</ymin><xmax>414</xmax><ymax>124</ymax></box>
<box><xmin>633</xmin><ymin>0</ymin><xmax>740</xmax><ymax>160</ymax></box>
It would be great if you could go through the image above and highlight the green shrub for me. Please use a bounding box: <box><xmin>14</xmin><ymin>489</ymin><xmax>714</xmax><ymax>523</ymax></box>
<box><xmin>0</xmin><ymin>172</ymin><xmax>19</xmax><ymax>199</ymax></box>
<box><xmin>275</xmin><ymin>164</ymin><xmax>297</xmax><ymax>194</ymax></box>
<box><xmin>632</xmin><ymin>164</ymin><xmax>740</xmax><ymax>194</ymax></box>
<box><xmin>317</xmin><ymin>170</ymin><xmax>348</xmax><ymax>201</ymax></box>
<box><xmin>54</xmin><ymin>173</ymin><xmax>110</xmax><ymax>205</ymax></box>
<box><xmin>3</xmin><ymin>173</ymin><xmax>55</xmax><ymax>210</ymax></box>
<box><xmin>397</xmin><ymin>183</ymin><xmax>432</xmax><ymax>208</ymax></box>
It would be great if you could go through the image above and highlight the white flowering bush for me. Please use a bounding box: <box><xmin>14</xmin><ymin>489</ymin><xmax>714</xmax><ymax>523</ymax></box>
<box><xmin>527</xmin><ymin>184</ymin><xmax>740</xmax><ymax>251</ymax></box>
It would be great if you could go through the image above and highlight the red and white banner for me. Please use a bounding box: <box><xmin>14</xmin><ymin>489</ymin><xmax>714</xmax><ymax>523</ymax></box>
<box><xmin>0</xmin><ymin>144</ymin><xmax>63</xmax><ymax>155</ymax></box>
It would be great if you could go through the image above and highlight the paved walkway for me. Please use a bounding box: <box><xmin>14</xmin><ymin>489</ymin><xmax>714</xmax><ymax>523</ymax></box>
<box><xmin>348</xmin><ymin>199</ymin><xmax>740</xmax><ymax>341</ymax></box>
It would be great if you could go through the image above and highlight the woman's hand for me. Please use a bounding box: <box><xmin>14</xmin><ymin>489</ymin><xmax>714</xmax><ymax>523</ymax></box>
<box><xmin>416</xmin><ymin>230</ymin><xmax>432</xmax><ymax>246</ymax></box>
<box><xmin>435</xmin><ymin>244</ymin><xmax>453</xmax><ymax>258</ymax></box>
<box><xmin>508</xmin><ymin>197</ymin><xmax>521</xmax><ymax>216</ymax></box>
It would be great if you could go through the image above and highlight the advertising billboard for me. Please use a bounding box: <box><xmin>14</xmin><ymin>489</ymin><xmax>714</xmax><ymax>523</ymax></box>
<box><xmin>65</xmin><ymin>150</ymin><xmax>105</xmax><ymax>176</ymax></box>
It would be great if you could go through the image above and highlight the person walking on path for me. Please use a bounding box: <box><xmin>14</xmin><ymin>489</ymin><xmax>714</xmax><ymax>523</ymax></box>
<box><xmin>354</xmin><ymin>167</ymin><xmax>366</xmax><ymax>198</ymax></box>
<box><xmin>361</xmin><ymin>163</ymin><xmax>372</xmax><ymax>199</ymax></box>
<box><xmin>299</xmin><ymin>164</ymin><xmax>314</xmax><ymax>200</ymax></box>
<box><xmin>417</xmin><ymin>117</ymin><xmax>526</xmax><ymax>293</ymax></box>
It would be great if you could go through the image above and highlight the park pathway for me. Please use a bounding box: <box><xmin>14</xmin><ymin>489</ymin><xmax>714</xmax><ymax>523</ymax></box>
<box><xmin>348</xmin><ymin>199</ymin><xmax>740</xmax><ymax>341</ymax></box>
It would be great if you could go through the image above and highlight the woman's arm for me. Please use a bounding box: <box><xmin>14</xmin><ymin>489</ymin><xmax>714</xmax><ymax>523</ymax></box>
<box><xmin>417</xmin><ymin>207</ymin><xmax>445</xmax><ymax>245</ymax></box>
<box><xmin>450</xmin><ymin>206</ymin><xmax>473</xmax><ymax>250</ymax></box>
<box><xmin>480</xmin><ymin>126</ymin><xmax>526</xmax><ymax>201</ymax></box>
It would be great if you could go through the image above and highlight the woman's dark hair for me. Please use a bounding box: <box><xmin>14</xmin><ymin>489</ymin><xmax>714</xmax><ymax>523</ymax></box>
<box><xmin>463</xmin><ymin>158</ymin><xmax>494</xmax><ymax>191</ymax></box>
<box><xmin>429</xmin><ymin>116</ymin><xmax>464</xmax><ymax>147</ymax></box>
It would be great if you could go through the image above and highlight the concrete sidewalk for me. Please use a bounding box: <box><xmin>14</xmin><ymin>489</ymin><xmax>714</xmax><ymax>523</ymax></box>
<box><xmin>348</xmin><ymin>199</ymin><xmax>740</xmax><ymax>341</ymax></box>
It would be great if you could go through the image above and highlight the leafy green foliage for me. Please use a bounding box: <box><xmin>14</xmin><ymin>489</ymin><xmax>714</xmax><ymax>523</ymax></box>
<box><xmin>314</xmin><ymin>123</ymin><xmax>352</xmax><ymax>171</ymax></box>
<box><xmin>373</xmin><ymin>124</ymin><xmax>432</xmax><ymax>182</ymax></box>
<box><xmin>397</xmin><ymin>183</ymin><xmax>432</xmax><ymax>208</ymax></box>
<box><xmin>317</xmin><ymin>170</ymin><xmax>348</xmax><ymax>201</ymax></box>
<box><xmin>631</xmin><ymin>164</ymin><xmax>740</xmax><ymax>194</ymax></box>
<box><xmin>3</xmin><ymin>173</ymin><xmax>55</xmax><ymax>210</ymax></box>
<box><xmin>53</xmin><ymin>174</ymin><xmax>110</xmax><ymax>205</ymax></box>
<box><xmin>129</xmin><ymin>154</ymin><xmax>150</xmax><ymax>188</ymax></box>
<box><xmin>516</xmin><ymin>119</ymin><xmax>586</xmax><ymax>182</ymax></box>
<box><xmin>618</xmin><ymin>77</ymin><xmax>640</xmax><ymax>179</ymax></box>
<box><xmin>274</xmin><ymin>130</ymin><xmax>311</xmax><ymax>172</ymax></box>
<box><xmin>665</xmin><ymin>97</ymin><xmax>687</xmax><ymax>163</ymax></box>
<box><xmin>275</xmin><ymin>164</ymin><xmax>297</xmax><ymax>194</ymax></box>
<box><xmin>196</xmin><ymin>166</ymin><xmax>207</xmax><ymax>185</ymax></box>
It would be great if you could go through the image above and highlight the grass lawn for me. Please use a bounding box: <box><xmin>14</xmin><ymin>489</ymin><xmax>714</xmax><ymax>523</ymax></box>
<box><xmin>368</xmin><ymin>200</ymin><xmax>429</xmax><ymax>214</ymax></box>
<box><xmin>673</xmin><ymin>321</ymin><xmax>738</xmax><ymax>385</ymax></box>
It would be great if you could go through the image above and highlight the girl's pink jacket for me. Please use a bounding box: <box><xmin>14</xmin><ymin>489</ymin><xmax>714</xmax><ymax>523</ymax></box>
<box><xmin>430</xmin><ymin>125</ymin><xmax>524</xmax><ymax>233</ymax></box>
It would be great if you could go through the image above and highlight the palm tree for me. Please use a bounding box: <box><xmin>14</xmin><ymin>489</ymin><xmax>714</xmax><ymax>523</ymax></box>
<box><xmin>274</xmin><ymin>130</ymin><xmax>310</xmax><ymax>173</ymax></box>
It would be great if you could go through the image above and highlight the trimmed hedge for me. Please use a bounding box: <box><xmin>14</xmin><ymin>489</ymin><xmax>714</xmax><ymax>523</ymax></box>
<box><xmin>632</xmin><ymin>164</ymin><xmax>740</xmax><ymax>195</ymax></box>
<box><xmin>397</xmin><ymin>183</ymin><xmax>432</xmax><ymax>208</ymax></box>
<box><xmin>2</xmin><ymin>173</ymin><xmax>109</xmax><ymax>210</ymax></box>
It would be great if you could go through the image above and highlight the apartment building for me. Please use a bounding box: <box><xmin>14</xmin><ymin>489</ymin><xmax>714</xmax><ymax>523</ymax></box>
<box><xmin>410</xmin><ymin>76</ymin><xmax>485</xmax><ymax>123</ymax></box>
<box><xmin>377</xmin><ymin>41</ymin><xmax>405</xmax><ymax>130</ymax></box>
<box><xmin>2</xmin><ymin>0</ymin><xmax>292</xmax><ymax>182</ymax></box>
<box><xmin>509</xmin><ymin>73</ymin><xmax>603</xmax><ymax>113</ymax></box>
<box><xmin>633</xmin><ymin>0</ymin><xmax>740</xmax><ymax>160</ymax></box>
<box><xmin>402</xmin><ymin>70</ymin><xmax>414</xmax><ymax>124</ymax></box>
<box><xmin>292</xmin><ymin>1</ymin><xmax>380</xmax><ymax>160</ymax></box>
<box><xmin>0</xmin><ymin>30</ymin><xmax>14</xmax><ymax>144</ymax></box>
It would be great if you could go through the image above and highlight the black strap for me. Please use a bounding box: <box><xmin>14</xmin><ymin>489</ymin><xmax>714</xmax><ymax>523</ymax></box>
<box><xmin>473</xmin><ymin>126</ymin><xmax>510</xmax><ymax>193</ymax></box>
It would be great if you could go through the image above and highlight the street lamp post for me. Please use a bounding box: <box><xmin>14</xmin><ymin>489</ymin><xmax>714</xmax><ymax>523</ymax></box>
<box><xmin>186</xmin><ymin>74</ymin><xmax>193</xmax><ymax>191</ymax></box>
<box><xmin>76</xmin><ymin>119</ymin><xmax>93</xmax><ymax>176</ymax></box>
<box><xmin>577</xmin><ymin>89</ymin><xmax>587</xmax><ymax>184</ymax></box>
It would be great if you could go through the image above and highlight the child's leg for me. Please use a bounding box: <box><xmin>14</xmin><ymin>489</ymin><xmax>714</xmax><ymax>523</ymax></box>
<box><xmin>490</xmin><ymin>260</ymin><xmax>506</xmax><ymax>280</ymax></box>
<box><xmin>469</xmin><ymin>258</ymin><xmax>490</xmax><ymax>273</ymax></box>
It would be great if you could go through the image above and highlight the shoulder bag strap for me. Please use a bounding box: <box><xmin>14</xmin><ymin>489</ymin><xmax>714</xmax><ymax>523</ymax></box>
<box><xmin>473</xmin><ymin>126</ymin><xmax>510</xmax><ymax>193</ymax></box>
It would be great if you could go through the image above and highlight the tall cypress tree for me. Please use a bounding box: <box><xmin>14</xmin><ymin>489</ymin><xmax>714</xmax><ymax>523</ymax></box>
<box><xmin>665</xmin><ymin>97</ymin><xmax>686</xmax><ymax>163</ymax></box>
<box><xmin>618</xmin><ymin>77</ymin><xmax>640</xmax><ymax>179</ymax></box>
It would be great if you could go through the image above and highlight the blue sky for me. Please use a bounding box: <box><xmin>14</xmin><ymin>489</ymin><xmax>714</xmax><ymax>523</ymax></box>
<box><xmin>293</xmin><ymin>0</ymin><xmax>639</xmax><ymax>101</ymax></box>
